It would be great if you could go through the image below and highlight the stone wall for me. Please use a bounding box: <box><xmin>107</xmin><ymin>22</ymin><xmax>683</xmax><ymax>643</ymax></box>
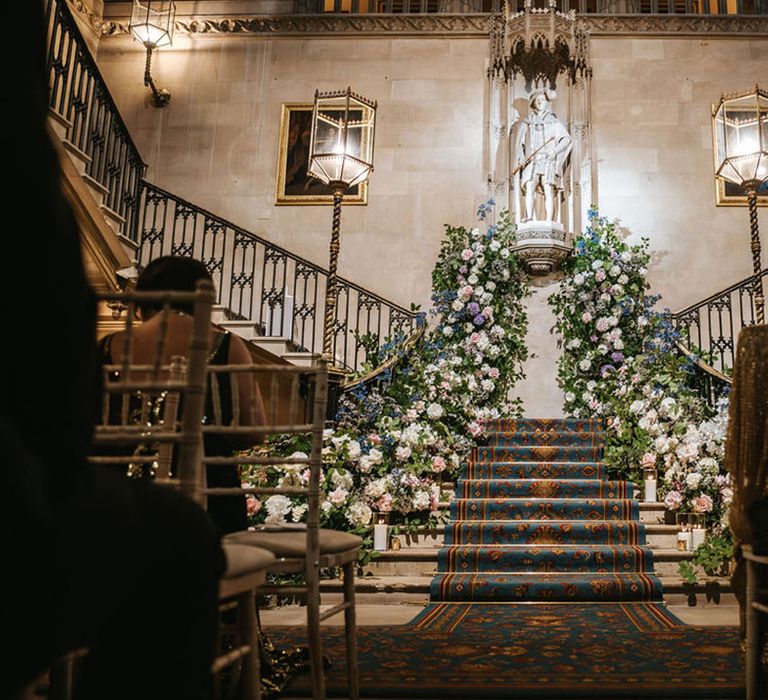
<box><xmin>95</xmin><ymin>28</ymin><xmax>767</xmax><ymax>416</ymax></box>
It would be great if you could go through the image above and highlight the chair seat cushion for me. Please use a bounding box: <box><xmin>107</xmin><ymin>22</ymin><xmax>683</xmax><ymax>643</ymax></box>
<box><xmin>221</xmin><ymin>542</ymin><xmax>276</xmax><ymax>579</ymax></box>
<box><xmin>224</xmin><ymin>527</ymin><xmax>362</xmax><ymax>557</ymax></box>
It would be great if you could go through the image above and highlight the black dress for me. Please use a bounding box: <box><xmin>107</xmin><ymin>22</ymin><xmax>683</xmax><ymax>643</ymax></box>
<box><xmin>99</xmin><ymin>330</ymin><xmax>249</xmax><ymax>536</ymax></box>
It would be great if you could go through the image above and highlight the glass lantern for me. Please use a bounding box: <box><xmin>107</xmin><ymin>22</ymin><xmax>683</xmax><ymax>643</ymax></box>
<box><xmin>712</xmin><ymin>86</ymin><xmax>768</xmax><ymax>190</ymax></box>
<box><xmin>129</xmin><ymin>0</ymin><xmax>176</xmax><ymax>48</ymax></box>
<box><xmin>309</xmin><ymin>87</ymin><xmax>377</xmax><ymax>190</ymax></box>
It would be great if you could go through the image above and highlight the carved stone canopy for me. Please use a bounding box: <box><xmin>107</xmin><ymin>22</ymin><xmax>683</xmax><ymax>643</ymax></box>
<box><xmin>489</xmin><ymin>0</ymin><xmax>591</xmax><ymax>90</ymax></box>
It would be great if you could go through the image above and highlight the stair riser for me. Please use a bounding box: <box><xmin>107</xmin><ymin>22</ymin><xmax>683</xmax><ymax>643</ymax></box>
<box><xmin>388</xmin><ymin>532</ymin><xmax>678</xmax><ymax>549</ymax></box>
<box><xmin>487</xmin><ymin>432</ymin><xmax>606</xmax><ymax>447</ymax></box>
<box><xmin>437</xmin><ymin>547</ymin><xmax>655</xmax><ymax>574</ymax></box>
<box><xmin>475</xmin><ymin>446</ymin><xmax>603</xmax><ymax>463</ymax></box>
<box><xmin>486</xmin><ymin>419</ymin><xmax>603</xmax><ymax>433</ymax></box>
<box><xmin>466</xmin><ymin>462</ymin><xmax>605</xmax><ymax>480</ymax></box>
<box><xmin>444</xmin><ymin>522</ymin><xmax>647</xmax><ymax>546</ymax></box>
<box><xmin>363</xmin><ymin>558</ymin><xmax>681</xmax><ymax>577</ymax></box>
<box><xmin>451</xmin><ymin>499</ymin><xmax>639</xmax><ymax>521</ymax></box>
<box><xmin>458</xmin><ymin>480</ymin><xmax>633</xmax><ymax>499</ymax></box>
<box><xmin>430</xmin><ymin>575</ymin><xmax>662</xmax><ymax>603</ymax></box>
<box><xmin>321</xmin><ymin>585</ymin><xmax>736</xmax><ymax>607</ymax></box>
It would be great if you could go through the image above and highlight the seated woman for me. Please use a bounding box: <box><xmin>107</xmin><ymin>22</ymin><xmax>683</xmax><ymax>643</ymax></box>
<box><xmin>99</xmin><ymin>255</ymin><xmax>267</xmax><ymax>535</ymax></box>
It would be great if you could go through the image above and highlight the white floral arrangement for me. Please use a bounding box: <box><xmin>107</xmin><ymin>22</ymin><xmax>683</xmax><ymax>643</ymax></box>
<box><xmin>241</xmin><ymin>201</ymin><xmax>529</xmax><ymax>561</ymax></box>
<box><xmin>549</xmin><ymin>209</ymin><xmax>734</xmax><ymax>577</ymax></box>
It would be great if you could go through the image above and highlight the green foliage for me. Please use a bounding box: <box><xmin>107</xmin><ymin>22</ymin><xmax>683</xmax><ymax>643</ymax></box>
<box><xmin>677</xmin><ymin>532</ymin><xmax>735</xmax><ymax>583</ymax></box>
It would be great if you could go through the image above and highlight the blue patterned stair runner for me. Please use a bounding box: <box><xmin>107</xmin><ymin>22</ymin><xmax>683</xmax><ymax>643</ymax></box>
<box><xmin>431</xmin><ymin>418</ymin><xmax>663</xmax><ymax>603</ymax></box>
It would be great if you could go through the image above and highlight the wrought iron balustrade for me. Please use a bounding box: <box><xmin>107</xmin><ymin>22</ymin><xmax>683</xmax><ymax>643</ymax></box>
<box><xmin>137</xmin><ymin>182</ymin><xmax>420</xmax><ymax>371</ymax></box>
<box><xmin>46</xmin><ymin>0</ymin><xmax>145</xmax><ymax>243</ymax></box>
<box><xmin>294</xmin><ymin>0</ymin><xmax>767</xmax><ymax>13</ymax></box>
<box><xmin>671</xmin><ymin>268</ymin><xmax>768</xmax><ymax>379</ymax></box>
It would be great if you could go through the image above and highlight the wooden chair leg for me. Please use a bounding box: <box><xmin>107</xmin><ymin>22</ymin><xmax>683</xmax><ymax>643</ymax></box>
<box><xmin>342</xmin><ymin>561</ymin><xmax>360</xmax><ymax>700</ymax></box>
<box><xmin>239</xmin><ymin>591</ymin><xmax>261</xmax><ymax>700</ymax></box>
<box><xmin>306</xmin><ymin>577</ymin><xmax>326</xmax><ymax>700</ymax></box>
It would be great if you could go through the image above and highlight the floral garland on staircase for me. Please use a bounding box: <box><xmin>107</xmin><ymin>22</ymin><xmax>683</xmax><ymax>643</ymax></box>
<box><xmin>241</xmin><ymin>202</ymin><xmax>529</xmax><ymax>561</ymax></box>
<box><xmin>548</xmin><ymin>210</ymin><xmax>733</xmax><ymax>579</ymax></box>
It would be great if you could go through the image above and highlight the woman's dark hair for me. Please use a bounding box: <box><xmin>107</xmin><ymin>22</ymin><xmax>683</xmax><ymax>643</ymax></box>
<box><xmin>135</xmin><ymin>256</ymin><xmax>214</xmax><ymax>316</ymax></box>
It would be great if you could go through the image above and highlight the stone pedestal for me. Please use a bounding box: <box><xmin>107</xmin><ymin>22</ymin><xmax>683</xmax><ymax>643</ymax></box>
<box><xmin>512</xmin><ymin>221</ymin><xmax>572</xmax><ymax>275</ymax></box>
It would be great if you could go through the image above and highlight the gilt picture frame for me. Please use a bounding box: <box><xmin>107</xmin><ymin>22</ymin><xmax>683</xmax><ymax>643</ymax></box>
<box><xmin>275</xmin><ymin>103</ymin><xmax>368</xmax><ymax>206</ymax></box>
<box><xmin>715</xmin><ymin>178</ymin><xmax>768</xmax><ymax>207</ymax></box>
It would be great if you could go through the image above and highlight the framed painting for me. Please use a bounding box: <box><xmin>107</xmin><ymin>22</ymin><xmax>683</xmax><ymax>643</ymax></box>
<box><xmin>275</xmin><ymin>103</ymin><xmax>368</xmax><ymax>206</ymax></box>
<box><xmin>716</xmin><ymin>178</ymin><xmax>768</xmax><ymax>207</ymax></box>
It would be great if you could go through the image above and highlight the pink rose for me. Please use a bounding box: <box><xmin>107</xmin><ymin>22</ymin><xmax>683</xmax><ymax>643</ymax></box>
<box><xmin>246</xmin><ymin>496</ymin><xmax>261</xmax><ymax>515</ymax></box>
<box><xmin>461</xmin><ymin>249</ymin><xmax>474</xmax><ymax>261</ymax></box>
<box><xmin>470</xmin><ymin>333</ymin><xmax>480</xmax><ymax>344</ymax></box>
<box><xmin>582</xmin><ymin>312</ymin><xmax>593</xmax><ymax>323</ymax></box>
<box><xmin>664</xmin><ymin>490</ymin><xmax>683</xmax><ymax>510</ymax></box>
<box><xmin>431</xmin><ymin>456</ymin><xmax>447</xmax><ymax>473</ymax></box>
<box><xmin>691</xmin><ymin>494</ymin><xmax>714</xmax><ymax>513</ymax></box>
<box><xmin>376</xmin><ymin>494</ymin><xmax>393</xmax><ymax>512</ymax></box>
<box><xmin>468</xmin><ymin>421</ymin><xmax>483</xmax><ymax>437</ymax></box>
<box><xmin>489</xmin><ymin>368</ymin><xmax>500</xmax><ymax>379</ymax></box>
<box><xmin>368</xmin><ymin>434</ymin><xmax>382</xmax><ymax>445</ymax></box>
<box><xmin>641</xmin><ymin>452</ymin><xmax>656</xmax><ymax>469</ymax></box>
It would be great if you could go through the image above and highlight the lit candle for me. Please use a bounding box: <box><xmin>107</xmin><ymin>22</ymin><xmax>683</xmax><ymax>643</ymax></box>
<box><xmin>677</xmin><ymin>529</ymin><xmax>692</xmax><ymax>551</ymax></box>
<box><xmin>644</xmin><ymin>476</ymin><xmax>657</xmax><ymax>503</ymax></box>
<box><xmin>691</xmin><ymin>525</ymin><xmax>706</xmax><ymax>550</ymax></box>
<box><xmin>373</xmin><ymin>514</ymin><xmax>389</xmax><ymax>551</ymax></box>
<box><xmin>642</xmin><ymin>467</ymin><xmax>657</xmax><ymax>503</ymax></box>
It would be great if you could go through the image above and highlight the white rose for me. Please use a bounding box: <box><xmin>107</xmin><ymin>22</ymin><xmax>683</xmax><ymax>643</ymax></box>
<box><xmin>395</xmin><ymin>445</ymin><xmax>412</xmax><ymax>461</ymax></box>
<box><xmin>347</xmin><ymin>501</ymin><xmax>372</xmax><ymax>527</ymax></box>
<box><xmin>579</xmin><ymin>359</ymin><xmax>591</xmax><ymax>371</ymax></box>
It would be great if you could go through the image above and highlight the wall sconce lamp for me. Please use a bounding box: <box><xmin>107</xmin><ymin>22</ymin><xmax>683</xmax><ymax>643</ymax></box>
<box><xmin>308</xmin><ymin>87</ymin><xmax>377</xmax><ymax>365</ymax></box>
<box><xmin>129</xmin><ymin>0</ymin><xmax>176</xmax><ymax>108</ymax></box>
<box><xmin>712</xmin><ymin>85</ymin><xmax>768</xmax><ymax>325</ymax></box>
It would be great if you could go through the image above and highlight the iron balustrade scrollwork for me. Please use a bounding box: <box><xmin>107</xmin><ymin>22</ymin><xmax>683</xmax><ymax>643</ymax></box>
<box><xmin>136</xmin><ymin>182</ymin><xmax>420</xmax><ymax>372</ymax></box>
<box><xmin>671</xmin><ymin>268</ymin><xmax>768</xmax><ymax>382</ymax></box>
<box><xmin>46</xmin><ymin>0</ymin><xmax>146</xmax><ymax>243</ymax></box>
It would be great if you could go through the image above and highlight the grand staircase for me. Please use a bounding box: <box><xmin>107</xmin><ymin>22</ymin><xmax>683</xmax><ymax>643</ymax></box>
<box><xmin>431</xmin><ymin>418</ymin><xmax>663</xmax><ymax>602</ymax></box>
<box><xmin>334</xmin><ymin>419</ymin><xmax>734</xmax><ymax>609</ymax></box>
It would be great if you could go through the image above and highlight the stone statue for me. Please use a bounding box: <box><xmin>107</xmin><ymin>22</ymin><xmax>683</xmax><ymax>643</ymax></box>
<box><xmin>513</xmin><ymin>89</ymin><xmax>572</xmax><ymax>223</ymax></box>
